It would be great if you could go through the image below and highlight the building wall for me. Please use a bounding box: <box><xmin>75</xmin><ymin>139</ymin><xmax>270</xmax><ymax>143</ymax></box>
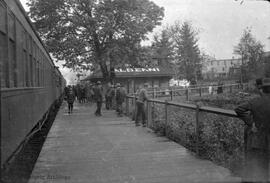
<box><xmin>115</xmin><ymin>76</ymin><xmax>170</xmax><ymax>94</ymax></box>
<box><xmin>202</xmin><ymin>58</ymin><xmax>242</xmax><ymax>79</ymax></box>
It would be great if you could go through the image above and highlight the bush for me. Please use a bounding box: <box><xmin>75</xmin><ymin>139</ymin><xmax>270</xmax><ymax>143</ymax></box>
<box><xmin>149</xmin><ymin>92</ymin><xmax>255</xmax><ymax>174</ymax></box>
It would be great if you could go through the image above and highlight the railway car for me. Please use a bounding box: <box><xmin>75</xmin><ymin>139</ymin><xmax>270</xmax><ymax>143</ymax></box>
<box><xmin>0</xmin><ymin>0</ymin><xmax>66</xmax><ymax>169</ymax></box>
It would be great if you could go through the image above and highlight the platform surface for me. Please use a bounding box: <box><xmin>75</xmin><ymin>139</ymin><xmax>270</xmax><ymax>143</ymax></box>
<box><xmin>29</xmin><ymin>102</ymin><xmax>240</xmax><ymax>183</ymax></box>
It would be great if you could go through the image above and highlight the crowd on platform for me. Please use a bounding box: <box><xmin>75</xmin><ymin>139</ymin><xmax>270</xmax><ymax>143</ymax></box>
<box><xmin>63</xmin><ymin>81</ymin><xmax>149</xmax><ymax>127</ymax></box>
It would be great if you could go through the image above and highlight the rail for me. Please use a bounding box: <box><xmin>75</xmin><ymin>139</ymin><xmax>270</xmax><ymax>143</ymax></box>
<box><xmin>130</xmin><ymin>83</ymin><xmax>249</xmax><ymax>101</ymax></box>
<box><xmin>125</xmin><ymin>95</ymin><xmax>239</xmax><ymax>155</ymax></box>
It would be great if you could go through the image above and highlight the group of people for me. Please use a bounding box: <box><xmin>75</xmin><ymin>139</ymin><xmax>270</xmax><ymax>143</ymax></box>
<box><xmin>63</xmin><ymin>81</ymin><xmax>149</xmax><ymax>127</ymax></box>
<box><xmin>91</xmin><ymin>81</ymin><xmax>128</xmax><ymax>117</ymax></box>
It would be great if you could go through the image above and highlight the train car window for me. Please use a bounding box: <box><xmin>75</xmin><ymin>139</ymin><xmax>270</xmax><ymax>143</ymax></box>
<box><xmin>0</xmin><ymin>2</ymin><xmax>7</xmax><ymax>34</ymax></box>
<box><xmin>8</xmin><ymin>39</ymin><xmax>16</xmax><ymax>87</ymax></box>
<box><xmin>37</xmin><ymin>60</ymin><xmax>40</xmax><ymax>87</ymax></box>
<box><xmin>23</xmin><ymin>50</ymin><xmax>29</xmax><ymax>87</ymax></box>
<box><xmin>17</xmin><ymin>23</ymin><xmax>25</xmax><ymax>87</ymax></box>
<box><xmin>0</xmin><ymin>31</ymin><xmax>7</xmax><ymax>88</ymax></box>
<box><xmin>33</xmin><ymin>58</ymin><xmax>36</xmax><ymax>86</ymax></box>
<box><xmin>8</xmin><ymin>12</ymin><xmax>15</xmax><ymax>41</ymax></box>
<box><xmin>29</xmin><ymin>37</ymin><xmax>33</xmax><ymax>87</ymax></box>
<box><xmin>30</xmin><ymin>55</ymin><xmax>33</xmax><ymax>87</ymax></box>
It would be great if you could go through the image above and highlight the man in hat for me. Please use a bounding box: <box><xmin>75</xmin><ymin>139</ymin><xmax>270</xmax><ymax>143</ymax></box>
<box><xmin>135</xmin><ymin>83</ymin><xmax>149</xmax><ymax>127</ymax></box>
<box><xmin>235</xmin><ymin>78</ymin><xmax>270</xmax><ymax>182</ymax></box>
<box><xmin>93</xmin><ymin>81</ymin><xmax>103</xmax><ymax>116</ymax></box>
<box><xmin>115</xmin><ymin>83</ymin><xmax>126</xmax><ymax>117</ymax></box>
<box><xmin>105</xmin><ymin>83</ymin><xmax>114</xmax><ymax>110</ymax></box>
<box><xmin>66</xmin><ymin>86</ymin><xmax>75</xmax><ymax>114</ymax></box>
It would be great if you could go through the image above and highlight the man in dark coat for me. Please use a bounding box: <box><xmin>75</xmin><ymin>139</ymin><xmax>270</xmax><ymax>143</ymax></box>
<box><xmin>135</xmin><ymin>83</ymin><xmax>148</xmax><ymax>127</ymax></box>
<box><xmin>66</xmin><ymin>86</ymin><xmax>75</xmax><ymax>114</ymax></box>
<box><xmin>93</xmin><ymin>81</ymin><xmax>103</xmax><ymax>116</ymax></box>
<box><xmin>235</xmin><ymin>78</ymin><xmax>270</xmax><ymax>182</ymax></box>
<box><xmin>115</xmin><ymin>83</ymin><xmax>126</xmax><ymax>117</ymax></box>
<box><xmin>105</xmin><ymin>83</ymin><xmax>114</xmax><ymax>110</ymax></box>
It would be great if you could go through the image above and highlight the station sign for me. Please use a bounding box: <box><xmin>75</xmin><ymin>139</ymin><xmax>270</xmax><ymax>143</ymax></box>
<box><xmin>114</xmin><ymin>67</ymin><xmax>160</xmax><ymax>73</ymax></box>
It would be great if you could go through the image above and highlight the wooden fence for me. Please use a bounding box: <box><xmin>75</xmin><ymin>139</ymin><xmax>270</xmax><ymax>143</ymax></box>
<box><xmin>132</xmin><ymin>83</ymin><xmax>249</xmax><ymax>101</ymax></box>
<box><xmin>124</xmin><ymin>95</ymin><xmax>240</xmax><ymax>155</ymax></box>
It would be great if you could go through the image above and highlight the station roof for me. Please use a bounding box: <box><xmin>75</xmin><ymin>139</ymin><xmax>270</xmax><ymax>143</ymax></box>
<box><xmin>84</xmin><ymin>65</ymin><xmax>174</xmax><ymax>80</ymax></box>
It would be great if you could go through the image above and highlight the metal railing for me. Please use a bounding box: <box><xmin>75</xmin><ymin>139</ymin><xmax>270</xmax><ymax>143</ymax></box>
<box><xmin>124</xmin><ymin>95</ymin><xmax>241</xmax><ymax>155</ymax></box>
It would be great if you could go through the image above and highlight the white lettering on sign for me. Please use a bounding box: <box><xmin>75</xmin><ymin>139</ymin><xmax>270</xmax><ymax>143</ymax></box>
<box><xmin>114</xmin><ymin>68</ymin><xmax>160</xmax><ymax>73</ymax></box>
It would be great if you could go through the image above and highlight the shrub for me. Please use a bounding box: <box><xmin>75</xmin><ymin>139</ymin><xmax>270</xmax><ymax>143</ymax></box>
<box><xmin>148</xmin><ymin>92</ymin><xmax>254</xmax><ymax>174</ymax></box>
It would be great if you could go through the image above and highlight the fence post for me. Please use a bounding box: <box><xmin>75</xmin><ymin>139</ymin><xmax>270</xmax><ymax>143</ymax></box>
<box><xmin>132</xmin><ymin>96</ymin><xmax>136</xmax><ymax>120</ymax></box>
<box><xmin>195</xmin><ymin>104</ymin><xmax>200</xmax><ymax>155</ymax></box>
<box><xmin>125</xmin><ymin>97</ymin><xmax>129</xmax><ymax>116</ymax></box>
<box><xmin>152</xmin><ymin>89</ymin><xmax>155</xmax><ymax>98</ymax></box>
<box><xmin>165</xmin><ymin>100</ymin><xmax>168</xmax><ymax>136</ymax></box>
<box><xmin>186</xmin><ymin>88</ymin><xmax>189</xmax><ymax>101</ymax></box>
<box><xmin>147</xmin><ymin>101</ymin><xmax>152</xmax><ymax>127</ymax></box>
<box><xmin>230</xmin><ymin>85</ymin><xmax>232</xmax><ymax>93</ymax></box>
<box><xmin>170</xmin><ymin>88</ymin><xmax>173</xmax><ymax>101</ymax></box>
<box><xmin>199</xmin><ymin>87</ymin><xmax>202</xmax><ymax>97</ymax></box>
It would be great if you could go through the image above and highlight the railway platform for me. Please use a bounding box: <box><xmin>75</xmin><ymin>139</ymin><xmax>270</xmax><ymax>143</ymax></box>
<box><xmin>29</xmin><ymin>102</ymin><xmax>241</xmax><ymax>183</ymax></box>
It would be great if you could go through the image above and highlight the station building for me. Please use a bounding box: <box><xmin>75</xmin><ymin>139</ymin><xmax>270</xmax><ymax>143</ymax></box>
<box><xmin>84</xmin><ymin>65</ymin><xmax>174</xmax><ymax>93</ymax></box>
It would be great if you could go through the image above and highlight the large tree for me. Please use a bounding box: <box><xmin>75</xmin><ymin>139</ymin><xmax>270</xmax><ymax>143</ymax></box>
<box><xmin>151</xmin><ymin>29</ymin><xmax>174</xmax><ymax>66</ymax></box>
<box><xmin>169</xmin><ymin>21</ymin><xmax>202</xmax><ymax>83</ymax></box>
<box><xmin>234</xmin><ymin>28</ymin><xmax>264</xmax><ymax>81</ymax></box>
<box><xmin>27</xmin><ymin>0</ymin><xmax>164</xmax><ymax>81</ymax></box>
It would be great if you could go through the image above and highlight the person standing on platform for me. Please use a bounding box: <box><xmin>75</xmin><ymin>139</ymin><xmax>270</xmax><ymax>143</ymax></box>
<box><xmin>93</xmin><ymin>81</ymin><xmax>103</xmax><ymax>116</ymax></box>
<box><xmin>66</xmin><ymin>86</ymin><xmax>75</xmax><ymax>114</ymax></box>
<box><xmin>115</xmin><ymin>83</ymin><xmax>126</xmax><ymax>117</ymax></box>
<box><xmin>135</xmin><ymin>83</ymin><xmax>148</xmax><ymax>127</ymax></box>
<box><xmin>235</xmin><ymin>78</ymin><xmax>270</xmax><ymax>183</ymax></box>
<box><xmin>105</xmin><ymin>83</ymin><xmax>114</xmax><ymax>110</ymax></box>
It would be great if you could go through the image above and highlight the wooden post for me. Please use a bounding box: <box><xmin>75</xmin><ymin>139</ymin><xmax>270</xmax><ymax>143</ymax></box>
<box><xmin>170</xmin><ymin>88</ymin><xmax>173</xmax><ymax>101</ymax></box>
<box><xmin>199</xmin><ymin>87</ymin><xmax>202</xmax><ymax>97</ymax></box>
<box><xmin>186</xmin><ymin>88</ymin><xmax>189</xmax><ymax>101</ymax></box>
<box><xmin>164</xmin><ymin>100</ymin><xmax>168</xmax><ymax>136</ymax></box>
<box><xmin>132</xmin><ymin>96</ymin><xmax>136</xmax><ymax>120</ymax></box>
<box><xmin>125</xmin><ymin>97</ymin><xmax>129</xmax><ymax>116</ymax></box>
<box><xmin>147</xmin><ymin>101</ymin><xmax>152</xmax><ymax>128</ymax></box>
<box><xmin>230</xmin><ymin>85</ymin><xmax>232</xmax><ymax>93</ymax></box>
<box><xmin>195</xmin><ymin>104</ymin><xmax>200</xmax><ymax>155</ymax></box>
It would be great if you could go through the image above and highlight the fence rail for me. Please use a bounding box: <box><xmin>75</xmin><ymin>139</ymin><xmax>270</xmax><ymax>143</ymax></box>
<box><xmin>130</xmin><ymin>83</ymin><xmax>249</xmax><ymax>101</ymax></box>
<box><xmin>125</xmin><ymin>95</ymin><xmax>240</xmax><ymax>155</ymax></box>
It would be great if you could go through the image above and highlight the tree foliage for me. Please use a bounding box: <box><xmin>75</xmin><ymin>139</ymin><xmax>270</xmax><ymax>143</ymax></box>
<box><xmin>234</xmin><ymin>28</ymin><xmax>265</xmax><ymax>80</ymax></box>
<box><xmin>169</xmin><ymin>21</ymin><xmax>202</xmax><ymax>82</ymax></box>
<box><xmin>151</xmin><ymin>29</ymin><xmax>174</xmax><ymax>64</ymax></box>
<box><xmin>27</xmin><ymin>0</ymin><xmax>164</xmax><ymax>80</ymax></box>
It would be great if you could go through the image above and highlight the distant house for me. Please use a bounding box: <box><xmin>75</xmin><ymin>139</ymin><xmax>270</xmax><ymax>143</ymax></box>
<box><xmin>202</xmin><ymin>57</ymin><xmax>242</xmax><ymax>80</ymax></box>
<box><xmin>83</xmin><ymin>65</ymin><xmax>174</xmax><ymax>93</ymax></box>
<box><xmin>202</xmin><ymin>51</ymin><xmax>270</xmax><ymax>80</ymax></box>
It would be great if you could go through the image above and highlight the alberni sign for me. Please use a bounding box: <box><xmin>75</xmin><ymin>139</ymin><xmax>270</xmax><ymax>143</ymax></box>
<box><xmin>114</xmin><ymin>68</ymin><xmax>160</xmax><ymax>72</ymax></box>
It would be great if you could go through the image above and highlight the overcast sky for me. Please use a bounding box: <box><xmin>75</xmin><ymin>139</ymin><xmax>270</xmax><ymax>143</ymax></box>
<box><xmin>20</xmin><ymin>0</ymin><xmax>270</xmax><ymax>83</ymax></box>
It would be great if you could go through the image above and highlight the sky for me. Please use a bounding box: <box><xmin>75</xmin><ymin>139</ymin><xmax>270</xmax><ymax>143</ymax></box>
<box><xmin>19</xmin><ymin>0</ymin><xmax>270</xmax><ymax>84</ymax></box>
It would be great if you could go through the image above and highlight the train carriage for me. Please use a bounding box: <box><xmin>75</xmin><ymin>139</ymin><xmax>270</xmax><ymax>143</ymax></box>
<box><xmin>0</xmin><ymin>0</ymin><xmax>65</xmax><ymax>168</ymax></box>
